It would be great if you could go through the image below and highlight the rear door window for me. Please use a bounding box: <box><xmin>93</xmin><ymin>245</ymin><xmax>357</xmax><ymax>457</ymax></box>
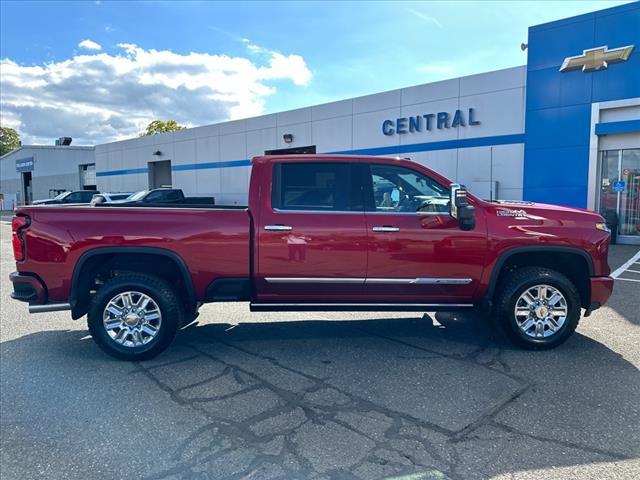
<box><xmin>144</xmin><ymin>191</ymin><xmax>165</xmax><ymax>202</ymax></box>
<box><xmin>79</xmin><ymin>192</ymin><xmax>96</xmax><ymax>202</ymax></box>
<box><xmin>64</xmin><ymin>192</ymin><xmax>82</xmax><ymax>203</ymax></box>
<box><xmin>272</xmin><ymin>162</ymin><xmax>361</xmax><ymax>211</ymax></box>
<box><xmin>164</xmin><ymin>191</ymin><xmax>182</xmax><ymax>201</ymax></box>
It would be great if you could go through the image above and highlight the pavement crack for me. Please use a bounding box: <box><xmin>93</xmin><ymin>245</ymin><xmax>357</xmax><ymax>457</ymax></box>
<box><xmin>488</xmin><ymin>419</ymin><xmax>632</xmax><ymax>461</ymax></box>
<box><xmin>451</xmin><ymin>383</ymin><xmax>531</xmax><ymax>441</ymax></box>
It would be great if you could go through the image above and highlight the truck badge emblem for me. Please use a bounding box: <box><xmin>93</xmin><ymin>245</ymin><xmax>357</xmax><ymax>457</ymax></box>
<box><xmin>559</xmin><ymin>45</ymin><xmax>634</xmax><ymax>72</ymax></box>
<box><xmin>496</xmin><ymin>209</ymin><xmax>527</xmax><ymax>218</ymax></box>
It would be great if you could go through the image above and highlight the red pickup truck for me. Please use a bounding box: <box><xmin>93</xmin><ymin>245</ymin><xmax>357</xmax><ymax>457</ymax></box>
<box><xmin>10</xmin><ymin>154</ymin><xmax>614</xmax><ymax>360</ymax></box>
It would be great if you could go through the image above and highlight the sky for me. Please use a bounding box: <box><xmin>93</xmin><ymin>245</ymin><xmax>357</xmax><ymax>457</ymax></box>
<box><xmin>0</xmin><ymin>0</ymin><xmax>633</xmax><ymax>146</ymax></box>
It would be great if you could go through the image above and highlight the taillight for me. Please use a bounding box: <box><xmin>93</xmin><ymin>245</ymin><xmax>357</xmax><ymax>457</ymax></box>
<box><xmin>11</xmin><ymin>215</ymin><xmax>30</xmax><ymax>261</ymax></box>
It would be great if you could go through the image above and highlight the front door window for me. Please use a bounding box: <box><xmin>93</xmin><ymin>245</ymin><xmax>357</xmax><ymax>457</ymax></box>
<box><xmin>369</xmin><ymin>164</ymin><xmax>450</xmax><ymax>214</ymax></box>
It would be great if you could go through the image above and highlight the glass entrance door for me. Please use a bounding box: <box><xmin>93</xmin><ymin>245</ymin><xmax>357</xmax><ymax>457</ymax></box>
<box><xmin>597</xmin><ymin>149</ymin><xmax>640</xmax><ymax>242</ymax></box>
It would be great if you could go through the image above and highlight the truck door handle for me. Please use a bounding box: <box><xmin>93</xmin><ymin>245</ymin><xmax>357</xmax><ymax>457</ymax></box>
<box><xmin>264</xmin><ymin>225</ymin><xmax>293</xmax><ymax>231</ymax></box>
<box><xmin>372</xmin><ymin>226</ymin><xmax>400</xmax><ymax>232</ymax></box>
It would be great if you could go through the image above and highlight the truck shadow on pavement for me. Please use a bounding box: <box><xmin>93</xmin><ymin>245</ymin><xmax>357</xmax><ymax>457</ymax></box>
<box><xmin>2</xmin><ymin>313</ymin><xmax>638</xmax><ymax>480</ymax></box>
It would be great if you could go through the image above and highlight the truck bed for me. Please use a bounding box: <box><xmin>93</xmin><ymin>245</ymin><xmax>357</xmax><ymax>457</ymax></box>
<box><xmin>96</xmin><ymin>203</ymin><xmax>247</xmax><ymax>209</ymax></box>
<box><xmin>15</xmin><ymin>205</ymin><xmax>251</xmax><ymax>302</ymax></box>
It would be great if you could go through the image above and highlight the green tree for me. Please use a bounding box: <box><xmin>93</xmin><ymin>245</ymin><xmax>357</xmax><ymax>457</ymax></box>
<box><xmin>139</xmin><ymin>120</ymin><xmax>186</xmax><ymax>136</ymax></box>
<box><xmin>0</xmin><ymin>126</ymin><xmax>21</xmax><ymax>156</ymax></box>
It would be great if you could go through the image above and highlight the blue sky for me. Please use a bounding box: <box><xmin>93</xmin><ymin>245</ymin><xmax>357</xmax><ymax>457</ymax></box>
<box><xmin>0</xmin><ymin>0</ymin><xmax>632</xmax><ymax>144</ymax></box>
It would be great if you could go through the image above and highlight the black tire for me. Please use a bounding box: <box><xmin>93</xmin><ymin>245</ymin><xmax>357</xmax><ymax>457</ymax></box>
<box><xmin>494</xmin><ymin>267</ymin><xmax>581</xmax><ymax>350</ymax></box>
<box><xmin>87</xmin><ymin>273</ymin><xmax>183</xmax><ymax>361</ymax></box>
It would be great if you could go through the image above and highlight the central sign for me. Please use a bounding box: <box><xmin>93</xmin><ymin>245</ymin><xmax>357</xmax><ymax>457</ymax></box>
<box><xmin>382</xmin><ymin>108</ymin><xmax>480</xmax><ymax>136</ymax></box>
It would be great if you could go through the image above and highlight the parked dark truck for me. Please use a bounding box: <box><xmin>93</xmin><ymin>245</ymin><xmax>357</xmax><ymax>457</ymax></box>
<box><xmin>122</xmin><ymin>188</ymin><xmax>215</xmax><ymax>205</ymax></box>
<box><xmin>10</xmin><ymin>155</ymin><xmax>614</xmax><ymax>360</ymax></box>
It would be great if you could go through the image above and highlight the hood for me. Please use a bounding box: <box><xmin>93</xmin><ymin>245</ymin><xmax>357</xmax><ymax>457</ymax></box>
<box><xmin>490</xmin><ymin>199</ymin><xmax>599</xmax><ymax>215</ymax></box>
<box><xmin>487</xmin><ymin>200</ymin><xmax>604</xmax><ymax>222</ymax></box>
<box><xmin>31</xmin><ymin>199</ymin><xmax>57</xmax><ymax>205</ymax></box>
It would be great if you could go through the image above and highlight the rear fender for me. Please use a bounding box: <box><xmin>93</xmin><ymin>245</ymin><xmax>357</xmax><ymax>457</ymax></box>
<box><xmin>69</xmin><ymin>246</ymin><xmax>197</xmax><ymax>319</ymax></box>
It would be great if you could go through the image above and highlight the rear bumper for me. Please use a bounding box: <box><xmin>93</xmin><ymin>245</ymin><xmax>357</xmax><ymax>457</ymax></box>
<box><xmin>586</xmin><ymin>276</ymin><xmax>615</xmax><ymax>314</ymax></box>
<box><xmin>9</xmin><ymin>272</ymin><xmax>47</xmax><ymax>304</ymax></box>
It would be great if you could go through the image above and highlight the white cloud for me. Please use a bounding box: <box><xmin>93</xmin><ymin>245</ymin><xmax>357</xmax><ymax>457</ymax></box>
<box><xmin>0</xmin><ymin>42</ymin><xmax>312</xmax><ymax>145</ymax></box>
<box><xmin>78</xmin><ymin>39</ymin><xmax>102</xmax><ymax>50</ymax></box>
<box><xmin>407</xmin><ymin>8</ymin><xmax>443</xmax><ymax>28</ymax></box>
<box><xmin>241</xmin><ymin>38</ymin><xmax>266</xmax><ymax>54</ymax></box>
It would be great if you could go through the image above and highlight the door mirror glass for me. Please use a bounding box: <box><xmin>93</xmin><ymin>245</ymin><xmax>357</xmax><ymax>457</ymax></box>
<box><xmin>450</xmin><ymin>183</ymin><xmax>476</xmax><ymax>230</ymax></box>
<box><xmin>450</xmin><ymin>184</ymin><xmax>467</xmax><ymax>218</ymax></box>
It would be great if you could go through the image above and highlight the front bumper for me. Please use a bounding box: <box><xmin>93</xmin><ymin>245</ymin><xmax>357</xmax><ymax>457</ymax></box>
<box><xmin>586</xmin><ymin>276</ymin><xmax>615</xmax><ymax>315</ymax></box>
<box><xmin>9</xmin><ymin>272</ymin><xmax>47</xmax><ymax>304</ymax></box>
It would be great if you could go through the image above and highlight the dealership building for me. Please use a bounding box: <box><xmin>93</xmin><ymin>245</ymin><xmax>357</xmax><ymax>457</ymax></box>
<box><xmin>1</xmin><ymin>3</ymin><xmax>638</xmax><ymax>242</ymax></box>
<box><xmin>0</xmin><ymin>144</ymin><xmax>95</xmax><ymax>208</ymax></box>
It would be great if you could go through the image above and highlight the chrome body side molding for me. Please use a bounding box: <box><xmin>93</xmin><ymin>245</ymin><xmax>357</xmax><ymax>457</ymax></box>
<box><xmin>265</xmin><ymin>277</ymin><xmax>366</xmax><ymax>284</ymax></box>
<box><xmin>265</xmin><ymin>277</ymin><xmax>472</xmax><ymax>285</ymax></box>
<box><xmin>264</xmin><ymin>225</ymin><xmax>293</xmax><ymax>231</ymax></box>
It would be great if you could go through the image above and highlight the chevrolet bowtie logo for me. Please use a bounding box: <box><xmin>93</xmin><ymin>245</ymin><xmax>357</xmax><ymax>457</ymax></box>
<box><xmin>559</xmin><ymin>45</ymin><xmax>634</xmax><ymax>72</ymax></box>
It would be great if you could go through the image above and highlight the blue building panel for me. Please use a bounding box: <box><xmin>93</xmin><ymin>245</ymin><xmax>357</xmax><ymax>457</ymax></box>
<box><xmin>593</xmin><ymin>5</ymin><xmax>640</xmax><ymax>48</ymax></box>
<box><xmin>592</xmin><ymin>53</ymin><xmax>640</xmax><ymax>102</ymax></box>
<box><xmin>526</xmin><ymin>67</ymin><xmax>593</xmax><ymax>111</ymax></box>
<box><xmin>524</xmin><ymin>186</ymin><xmax>588</xmax><ymax>209</ymax></box>
<box><xmin>524</xmin><ymin>104</ymin><xmax>592</xmax><ymax>150</ymax></box>
<box><xmin>523</xmin><ymin>2</ymin><xmax>640</xmax><ymax>208</ymax></box>
<box><xmin>526</xmin><ymin>19</ymin><xmax>595</xmax><ymax>72</ymax></box>
<box><xmin>595</xmin><ymin>119</ymin><xmax>640</xmax><ymax>136</ymax></box>
<box><xmin>523</xmin><ymin>145</ymin><xmax>590</xmax><ymax>189</ymax></box>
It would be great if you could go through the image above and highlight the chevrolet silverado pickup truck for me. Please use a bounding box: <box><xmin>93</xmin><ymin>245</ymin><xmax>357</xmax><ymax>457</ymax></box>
<box><xmin>10</xmin><ymin>154</ymin><xmax>614</xmax><ymax>360</ymax></box>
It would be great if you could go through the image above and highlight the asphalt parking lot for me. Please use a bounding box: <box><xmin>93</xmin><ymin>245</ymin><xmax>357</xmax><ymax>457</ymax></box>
<box><xmin>1</xmin><ymin>219</ymin><xmax>639</xmax><ymax>480</ymax></box>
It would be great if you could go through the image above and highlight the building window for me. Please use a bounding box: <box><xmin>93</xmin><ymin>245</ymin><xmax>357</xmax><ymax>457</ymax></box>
<box><xmin>80</xmin><ymin>163</ymin><xmax>97</xmax><ymax>190</ymax></box>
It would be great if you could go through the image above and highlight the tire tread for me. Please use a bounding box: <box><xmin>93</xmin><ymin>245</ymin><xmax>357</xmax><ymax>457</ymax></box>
<box><xmin>494</xmin><ymin>266</ymin><xmax>581</xmax><ymax>350</ymax></box>
<box><xmin>87</xmin><ymin>273</ymin><xmax>182</xmax><ymax>361</ymax></box>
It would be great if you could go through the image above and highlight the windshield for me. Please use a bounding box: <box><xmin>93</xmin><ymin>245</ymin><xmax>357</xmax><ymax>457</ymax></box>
<box><xmin>53</xmin><ymin>191</ymin><xmax>70</xmax><ymax>200</ymax></box>
<box><xmin>127</xmin><ymin>191</ymin><xmax>148</xmax><ymax>201</ymax></box>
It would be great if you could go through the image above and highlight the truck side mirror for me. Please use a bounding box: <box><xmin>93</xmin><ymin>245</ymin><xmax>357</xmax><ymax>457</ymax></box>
<box><xmin>450</xmin><ymin>184</ymin><xmax>476</xmax><ymax>231</ymax></box>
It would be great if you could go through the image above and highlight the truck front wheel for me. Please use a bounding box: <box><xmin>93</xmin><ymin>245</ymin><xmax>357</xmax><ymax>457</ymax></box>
<box><xmin>87</xmin><ymin>273</ymin><xmax>183</xmax><ymax>361</ymax></box>
<box><xmin>494</xmin><ymin>267</ymin><xmax>581</xmax><ymax>349</ymax></box>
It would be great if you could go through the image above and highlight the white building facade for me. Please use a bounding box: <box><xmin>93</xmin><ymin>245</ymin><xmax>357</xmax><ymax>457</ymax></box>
<box><xmin>0</xmin><ymin>146</ymin><xmax>95</xmax><ymax>208</ymax></box>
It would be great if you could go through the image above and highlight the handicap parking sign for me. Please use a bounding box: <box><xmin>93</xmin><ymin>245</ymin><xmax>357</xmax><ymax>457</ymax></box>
<box><xmin>612</xmin><ymin>180</ymin><xmax>625</xmax><ymax>193</ymax></box>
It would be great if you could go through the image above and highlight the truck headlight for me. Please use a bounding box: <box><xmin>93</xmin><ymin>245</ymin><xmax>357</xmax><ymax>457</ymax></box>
<box><xmin>596</xmin><ymin>222</ymin><xmax>611</xmax><ymax>233</ymax></box>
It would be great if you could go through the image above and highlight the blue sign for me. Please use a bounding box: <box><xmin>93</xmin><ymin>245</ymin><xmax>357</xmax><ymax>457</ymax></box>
<box><xmin>612</xmin><ymin>180</ymin><xmax>625</xmax><ymax>193</ymax></box>
<box><xmin>382</xmin><ymin>108</ymin><xmax>480</xmax><ymax>136</ymax></box>
<box><xmin>15</xmin><ymin>157</ymin><xmax>34</xmax><ymax>173</ymax></box>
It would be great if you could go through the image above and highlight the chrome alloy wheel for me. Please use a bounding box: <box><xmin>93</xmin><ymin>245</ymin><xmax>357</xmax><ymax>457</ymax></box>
<box><xmin>102</xmin><ymin>291</ymin><xmax>162</xmax><ymax>347</ymax></box>
<box><xmin>514</xmin><ymin>284</ymin><xmax>568</xmax><ymax>338</ymax></box>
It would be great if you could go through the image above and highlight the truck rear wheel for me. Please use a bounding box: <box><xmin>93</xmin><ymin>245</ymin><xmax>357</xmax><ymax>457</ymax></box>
<box><xmin>494</xmin><ymin>267</ymin><xmax>581</xmax><ymax>349</ymax></box>
<box><xmin>87</xmin><ymin>273</ymin><xmax>182</xmax><ymax>361</ymax></box>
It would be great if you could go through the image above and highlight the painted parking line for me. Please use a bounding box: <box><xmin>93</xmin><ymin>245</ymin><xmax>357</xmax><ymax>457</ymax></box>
<box><xmin>611</xmin><ymin>249</ymin><xmax>640</xmax><ymax>283</ymax></box>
